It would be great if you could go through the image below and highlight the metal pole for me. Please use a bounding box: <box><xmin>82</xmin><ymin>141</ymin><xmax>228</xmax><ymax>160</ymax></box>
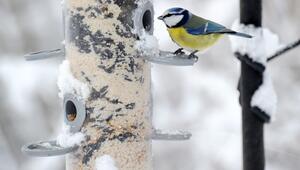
<box><xmin>239</xmin><ymin>0</ymin><xmax>265</xmax><ymax>170</ymax></box>
<box><xmin>64</xmin><ymin>0</ymin><xmax>153</xmax><ymax>169</ymax></box>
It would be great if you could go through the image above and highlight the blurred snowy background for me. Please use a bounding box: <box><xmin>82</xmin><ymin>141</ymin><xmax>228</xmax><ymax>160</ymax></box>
<box><xmin>0</xmin><ymin>0</ymin><xmax>300</xmax><ymax>169</ymax></box>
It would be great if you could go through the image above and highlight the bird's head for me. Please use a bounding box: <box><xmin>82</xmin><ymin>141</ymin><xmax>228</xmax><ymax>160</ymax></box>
<box><xmin>158</xmin><ymin>7</ymin><xmax>191</xmax><ymax>28</ymax></box>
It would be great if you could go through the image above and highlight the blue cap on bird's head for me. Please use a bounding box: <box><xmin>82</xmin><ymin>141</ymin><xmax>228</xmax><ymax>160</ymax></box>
<box><xmin>158</xmin><ymin>7</ymin><xmax>191</xmax><ymax>28</ymax></box>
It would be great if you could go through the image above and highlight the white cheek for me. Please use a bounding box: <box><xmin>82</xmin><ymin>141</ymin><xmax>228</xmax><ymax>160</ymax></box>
<box><xmin>164</xmin><ymin>15</ymin><xmax>184</xmax><ymax>27</ymax></box>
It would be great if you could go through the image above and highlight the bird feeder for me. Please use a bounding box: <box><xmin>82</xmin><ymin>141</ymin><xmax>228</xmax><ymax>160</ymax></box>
<box><xmin>22</xmin><ymin>0</ymin><xmax>192</xmax><ymax>169</ymax></box>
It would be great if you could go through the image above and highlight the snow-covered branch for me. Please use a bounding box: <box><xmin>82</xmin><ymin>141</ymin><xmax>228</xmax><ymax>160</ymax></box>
<box><xmin>267</xmin><ymin>38</ymin><xmax>300</xmax><ymax>61</ymax></box>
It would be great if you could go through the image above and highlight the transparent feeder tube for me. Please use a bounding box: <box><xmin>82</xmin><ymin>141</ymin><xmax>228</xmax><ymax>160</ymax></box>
<box><xmin>64</xmin><ymin>0</ymin><xmax>153</xmax><ymax>169</ymax></box>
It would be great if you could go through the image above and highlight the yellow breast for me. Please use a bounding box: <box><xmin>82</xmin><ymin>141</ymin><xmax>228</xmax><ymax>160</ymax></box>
<box><xmin>167</xmin><ymin>27</ymin><xmax>223</xmax><ymax>51</ymax></box>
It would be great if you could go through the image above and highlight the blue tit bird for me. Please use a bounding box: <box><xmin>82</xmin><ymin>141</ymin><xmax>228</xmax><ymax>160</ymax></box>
<box><xmin>158</xmin><ymin>7</ymin><xmax>252</xmax><ymax>59</ymax></box>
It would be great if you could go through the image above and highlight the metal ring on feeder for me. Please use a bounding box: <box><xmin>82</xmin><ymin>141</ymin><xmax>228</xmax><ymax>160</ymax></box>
<box><xmin>133</xmin><ymin>1</ymin><xmax>154</xmax><ymax>36</ymax></box>
<box><xmin>63</xmin><ymin>93</ymin><xmax>86</xmax><ymax>133</ymax></box>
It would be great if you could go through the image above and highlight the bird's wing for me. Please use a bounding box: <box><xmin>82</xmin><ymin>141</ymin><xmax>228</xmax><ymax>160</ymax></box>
<box><xmin>184</xmin><ymin>16</ymin><xmax>252</xmax><ymax>38</ymax></box>
<box><xmin>185</xmin><ymin>21</ymin><xmax>231</xmax><ymax>35</ymax></box>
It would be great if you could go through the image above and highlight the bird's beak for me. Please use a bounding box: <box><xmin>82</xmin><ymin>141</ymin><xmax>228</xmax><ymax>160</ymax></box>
<box><xmin>157</xmin><ymin>16</ymin><xmax>164</xmax><ymax>20</ymax></box>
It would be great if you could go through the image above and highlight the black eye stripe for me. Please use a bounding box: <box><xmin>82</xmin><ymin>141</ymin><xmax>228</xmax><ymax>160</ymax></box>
<box><xmin>163</xmin><ymin>14</ymin><xmax>172</xmax><ymax>18</ymax></box>
<box><xmin>163</xmin><ymin>13</ymin><xmax>182</xmax><ymax>19</ymax></box>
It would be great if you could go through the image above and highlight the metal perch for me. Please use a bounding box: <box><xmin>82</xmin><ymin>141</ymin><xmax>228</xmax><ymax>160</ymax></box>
<box><xmin>24</xmin><ymin>48</ymin><xmax>197</xmax><ymax>66</ymax></box>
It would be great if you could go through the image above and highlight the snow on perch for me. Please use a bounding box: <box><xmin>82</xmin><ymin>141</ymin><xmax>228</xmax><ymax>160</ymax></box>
<box><xmin>56</xmin><ymin>124</ymin><xmax>85</xmax><ymax>147</ymax></box>
<box><xmin>135</xmin><ymin>31</ymin><xmax>160</xmax><ymax>57</ymax></box>
<box><xmin>229</xmin><ymin>20</ymin><xmax>280</xmax><ymax>120</ymax></box>
<box><xmin>95</xmin><ymin>155</ymin><xmax>119</xmax><ymax>170</ymax></box>
<box><xmin>57</xmin><ymin>60</ymin><xmax>90</xmax><ymax>100</ymax></box>
<box><xmin>135</xmin><ymin>32</ymin><xmax>196</xmax><ymax>66</ymax></box>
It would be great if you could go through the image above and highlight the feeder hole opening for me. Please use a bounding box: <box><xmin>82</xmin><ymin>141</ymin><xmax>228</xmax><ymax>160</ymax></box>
<box><xmin>142</xmin><ymin>10</ymin><xmax>152</xmax><ymax>32</ymax></box>
<box><xmin>66</xmin><ymin>100</ymin><xmax>77</xmax><ymax>122</ymax></box>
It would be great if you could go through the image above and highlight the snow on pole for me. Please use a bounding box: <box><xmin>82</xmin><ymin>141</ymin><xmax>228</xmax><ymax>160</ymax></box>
<box><xmin>63</xmin><ymin>0</ymin><xmax>153</xmax><ymax>169</ymax></box>
<box><xmin>229</xmin><ymin>21</ymin><xmax>280</xmax><ymax>120</ymax></box>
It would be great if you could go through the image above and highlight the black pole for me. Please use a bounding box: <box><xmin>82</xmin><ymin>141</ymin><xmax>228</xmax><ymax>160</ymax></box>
<box><xmin>239</xmin><ymin>0</ymin><xmax>265</xmax><ymax>170</ymax></box>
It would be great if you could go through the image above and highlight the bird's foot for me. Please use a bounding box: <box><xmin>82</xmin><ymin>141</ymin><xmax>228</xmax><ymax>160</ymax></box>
<box><xmin>189</xmin><ymin>55</ymin><xmax>198</xmax><ymax>62</ymax></box>
<box><xmin>188</xmin><ymin>50</ymin><xmax>199</xmax><ymax>62</ymax></box>
<box><xmin>173</xmin><ymin>48</ymin><xmax>185</xmax><ymax>55</ymax></box>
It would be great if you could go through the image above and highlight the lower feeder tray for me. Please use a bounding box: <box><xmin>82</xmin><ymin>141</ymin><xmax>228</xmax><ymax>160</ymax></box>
<box><xmin>152</xmin><ymin>129</ymin><xmax>192</xmax><ymax>141</ymax></box>
<box><xmin>22</xmin><ymin>140</ymin><xmax>77</xmax><ymax>157</ymax></box>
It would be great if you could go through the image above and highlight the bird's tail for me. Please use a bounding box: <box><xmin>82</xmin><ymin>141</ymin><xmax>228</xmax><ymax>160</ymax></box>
<box><xmin>225</xmin><ymin>30</ymin><xmax>252</xmax><ymax>38</ymax></box>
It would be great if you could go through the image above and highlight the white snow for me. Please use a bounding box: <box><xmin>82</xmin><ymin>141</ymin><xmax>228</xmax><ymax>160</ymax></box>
<box><xmin>56</xmin><ymin>124</ymin><xmax>85</xmax><ymax>147</ymax></box>
<box><xmin>229</xmin><ymin>20</ymin><xmax>280</xmax><ymax>118</ymax></box>
<box><xmin>135</xmin><ymin>31</ymin><xmax>160</xmax><ymax>57</ymax></box>
<box><xmin>57</xmin><ymin>60</ymin><xmax>90</xmax><ymax>100</ymax></box>
<box><xmin>95</xmin><ymin>155</ymin><xmax>119</xmax><ymax>170</ymax></box>
<box><xmin>40</xmin><ymin>142</ymin><xmax>52</xmax><ymax>148</ymax></box>
<box><xmin>229</xmin><ymin>20</ymin><xmax>283</xmax><ymax>65</ymax></box>
<box><xmin>251</xmin><ymin>70</ymin><xmax>277</xmax><ymax>119</ymax></box>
